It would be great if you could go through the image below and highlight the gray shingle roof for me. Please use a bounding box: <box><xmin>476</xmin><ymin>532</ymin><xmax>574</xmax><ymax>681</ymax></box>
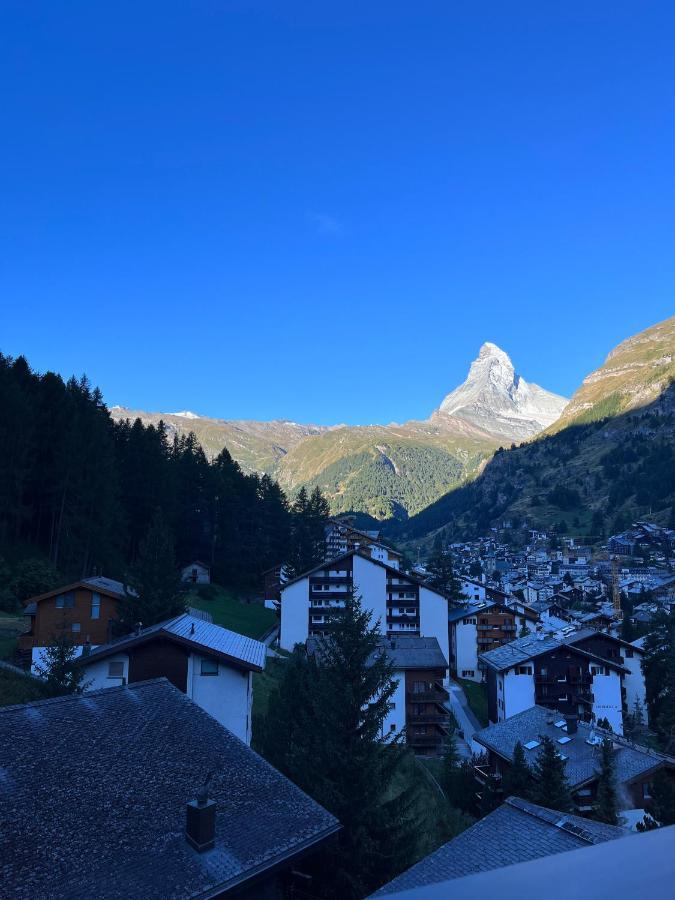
<box><xmin>474</xmin><ymin>706</ymin><xmax>675</xmax><ymax>791</ymax></box>
<box><xmin>78</xmin><ymin>613</ymin><xmax>266</xmax><ymax>672</ymax></box>
<box><xmin>479</xmin><ymin>631</ymin><xmax>628</xmax><ymax>674</ymax></box>
<box><xmin>0</xmin><ymin>679</ymin><xmax>339</xmax><ymax>900</ymax></box>
<box><xmin>371</xmin><ymin>796</ymin><xmax>627</xmax><ymax>895</ymax></box>
<box><xmin>307</xmin><ymin>635</ymin><xmax>447</xmax><ymax>671</ymax></box>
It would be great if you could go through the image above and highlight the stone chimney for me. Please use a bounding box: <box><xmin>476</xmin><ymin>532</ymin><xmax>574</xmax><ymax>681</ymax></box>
<box><xmin>564</xmin><ymin>714</ymin><xmax>578</xmax><ymax>735</ymax></box>
<box><xmin>186</xmin><ymin>785</ymin><xmax>216</xmax><ymax>853</ymax></box>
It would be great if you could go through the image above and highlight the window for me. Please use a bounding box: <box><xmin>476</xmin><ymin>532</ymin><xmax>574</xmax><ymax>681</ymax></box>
<box><xmin>390</xmin><ymin>724</ymin><xmax>396</xmax><ymax>732</ymax></box>
<box><xmin>624</xmin><ymin>648</ymin><xmax>634</xmax><ymax>659</ymax></box>
<box><xmin>524</xmin><ymin>740</ymin><xmax>540</xmax><ymax>751</ymax></box>
<box><xmin>108</xmin><ymin>661</ymin><xmax>124</xmax><ymax>678</ymax></box>
<box><xmin>642</xmin><ymin>782</ymin><xmax>652</xmax><ymax>800</ymax></box>
<box><xmin>71</xmin><ymin>623</ymin><xmax>81</xmax><ymax>633</ymax></box>
<box><xmin>91</xmin><ymin>592</ymin><xmax>101</xmax><ymax>620</ymax></box>
<box><xmin>55</xmin><ymin>592</ymin><xmax>75</xmax><ymax>608</ymax></box>
<box><xmin>461</xmin><ymin>670</ymin><xmax>475</xmax><ymax>678</ymax></box>
<box><xmin>517</xmin><ymin>666</ymin><xmax>531</xmax><ymax>675</ymax></box>
<box><xmin>200</xmin><ymin>659</ymin><xmax>218</xmax><ymax>676</ymax></box>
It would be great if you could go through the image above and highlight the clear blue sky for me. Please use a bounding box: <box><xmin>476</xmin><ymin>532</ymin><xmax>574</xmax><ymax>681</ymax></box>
<box><xmin>1</xmin><ymin>2</ymin><xmax>674</xmax><ymax>425</ymax></box>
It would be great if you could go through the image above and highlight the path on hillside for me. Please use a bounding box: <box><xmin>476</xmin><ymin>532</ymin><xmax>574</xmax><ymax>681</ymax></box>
<box><xmin>446</xmin><ymin>679</ymin><xmax>484</xmax><ymax>756</ymax></box>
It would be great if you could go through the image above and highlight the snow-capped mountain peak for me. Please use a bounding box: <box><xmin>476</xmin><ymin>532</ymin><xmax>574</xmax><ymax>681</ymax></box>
<box><xmin>435</xmin><ymin>343</ymin><xmax>568</xmax><ymax>439</ymax></box>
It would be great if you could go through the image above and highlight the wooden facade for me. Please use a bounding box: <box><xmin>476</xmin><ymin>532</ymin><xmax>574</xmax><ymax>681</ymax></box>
<box><xmin>19</xmin><ymin>583</ymin><xmax>122</xmax><ymax>651</ymax></box>
<box><xmin>405</xmin><ymin>668</ymin><xmax>450</xmax><ymax>755</ymax></box>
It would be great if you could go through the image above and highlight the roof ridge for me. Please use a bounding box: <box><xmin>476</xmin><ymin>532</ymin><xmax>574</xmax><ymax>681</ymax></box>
<box><xmin>0</xmin><ymin>676</ymin><xmax>172</xmax><ymax>715</ymax></box>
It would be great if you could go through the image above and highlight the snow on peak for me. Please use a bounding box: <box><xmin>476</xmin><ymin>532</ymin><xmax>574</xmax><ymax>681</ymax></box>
<box><xmin>170</xmin><ymin>410</ymin><xmax>202</xmax><ymax>420</ymax></box>
<box><xmin>436</xmin><ymin>344</ymin><xmax>568</xmax><ymax>439</ymax></box>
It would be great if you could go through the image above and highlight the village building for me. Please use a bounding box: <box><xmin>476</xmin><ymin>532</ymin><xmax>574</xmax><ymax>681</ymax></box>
<box><xmin>279</xmin><ymin>550</ymin><xmax>449</xmax><ymax>672</ymax></box>
<box><xmin>0</xmin><ymin>679</ymin><xmax>339</xmax><ymax>899</ymax></box>
<box><xmin>325</xmin><ymin>519</ymin><xmax>403</xmax><ymax>569</ymax></box>
<box><xmin>372</xmin><ymin>795</ymin><xmax>627</xmax><ymax>896</ymax></box>
<box><xmin>448</xmin><ymin>601</ymin><xmax>538</xmax><ymax>683</ymax></box>
<box><xmin>180</xmin><ymin>560</ymin><xmax>211</xmax><ymax>584</ymax></box>
<box><xmin>479</xmin><ymin>632</ymin><xmax>628</xmax><ymax>731</ymax></box>
<box><xmin>474</xmin><ymin>706</ymin><xmax>675</xmax><ymax>816</ymax></box>
<box><xmin>19</xmin><ymin>576</ymin><xmax>126</xmax><ymax>669</ymax></box>
<box><xmin>74</xmin><ymin>613</ymin><xmax>265</xmax><ymax>743</ymax></box>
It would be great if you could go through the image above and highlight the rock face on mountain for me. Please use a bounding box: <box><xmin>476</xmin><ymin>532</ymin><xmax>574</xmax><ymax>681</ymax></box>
<box><xmin>434</xmin><ymin>342</ymin><xmax>568</xmax><ymax>439</ymax></box>
<box><xmin>111</xmin><ymin>343</ymin><xmax>567</xmax><ymax>520</ymax></box>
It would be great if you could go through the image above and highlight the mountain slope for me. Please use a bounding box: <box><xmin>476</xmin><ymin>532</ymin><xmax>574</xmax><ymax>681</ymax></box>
<box><xmin>396</xmin><ymin>317</ymin><xmax>675</xmax><ymax>542</ymax></box>
<box><xmin>111</xmin><ymin>343</ymin><xmax>566</xmax><ymax>519</ymax></box>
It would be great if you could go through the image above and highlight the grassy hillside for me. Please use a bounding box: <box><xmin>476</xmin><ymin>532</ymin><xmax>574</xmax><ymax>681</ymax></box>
<box><xmin>186</xmin><ymin>584</ymin><xmax>277</xmax><ymax>639</ymax></box>
<box><xmin>396</xmin><ymin>381</ymin><xmax>675</xmax><ymax>543</ymax></box>
<box><xmin>276</xmin><ymin>423</ymin><xmax>500</xmax><ymax>520</ymax></box>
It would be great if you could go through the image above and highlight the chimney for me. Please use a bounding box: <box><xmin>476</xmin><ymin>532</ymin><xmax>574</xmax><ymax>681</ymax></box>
<box><xmin>564</xmin><ymin>714</ymin><xmax>578</xmax><ymax>735</ymax></box>
<box><xmin>186</xmin><ymin>787</ymin><xmax>216</xmax><ymax>853</ymax></box>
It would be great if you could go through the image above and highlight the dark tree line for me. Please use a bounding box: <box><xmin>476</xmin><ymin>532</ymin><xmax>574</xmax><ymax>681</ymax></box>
<box><xmin>0</xmin><ymin>352</ymin><xmax>328</xmax><ymax>602</ymax></box>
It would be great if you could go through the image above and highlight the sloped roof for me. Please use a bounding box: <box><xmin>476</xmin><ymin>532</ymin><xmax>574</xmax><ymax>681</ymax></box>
<box><xmin>0</xmin><ymin>680</ymin><xmax>339</xmax><ymax>899</ymax></box>
<box><xmin>371</xmin><ymin>796</ymin><xmax>627</xmax><ymax>895</ymax></box>
<box><xmin>479</xmin><ymin>631</ymin><xmax>628</xmax><ymax>674</ymax></box>
<box><xmin>76</xmin><ymin>613</ymin><xmax>266</xmax><ymax>672</ymax></box>
<box><xmin>474</xmin><ymin>706</ymin><xmax>675</xmax><ymax>790</ymax></box>
<box><xmin>306</xmin><ymin>635</ymin><xmax>448</xmax><ymax>671</ymax></box>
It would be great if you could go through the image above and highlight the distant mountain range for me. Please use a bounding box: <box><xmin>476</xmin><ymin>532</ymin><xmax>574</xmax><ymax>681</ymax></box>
<box><xmin>111</xmin><ymin>343</ymin><xmax>568</xmax><ymax>520</ymax></box>
<box><xmin>395</xmin><ymin>316</ymin><xmax>675</xmax><ymax>543</ymax></box>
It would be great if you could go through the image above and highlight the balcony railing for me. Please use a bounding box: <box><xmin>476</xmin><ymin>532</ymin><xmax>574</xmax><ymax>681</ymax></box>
<box><xmin>408</xmin><ymin>712</ymin><xmax>450</xmax><ymax>726</ymax></box>
<box><xmin>474</xmin><ymin>763</ymin><xmax>502</xmax><ymax>784</ymax></box>
<box><xmin>407</xmin><ymin>683</ymin><xmax>449</xmax><ymax>704</ymax></box>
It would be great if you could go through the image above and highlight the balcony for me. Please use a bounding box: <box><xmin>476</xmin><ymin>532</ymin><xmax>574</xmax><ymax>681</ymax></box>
<box><xmin>474</xmin><ymin>763</ymin><xmax>502</xmax><ymax>785</ymax></box>
<box><xmin>407</xmin><ymin>733</ymin><xmax>445</xmax><ymax>749</ymax></box>
<box><xmin>408</xmin><ymin>712</ymin><xmax>450</xmax><ymax>726</ymax></box>
<box><xmin>407</xmin><ymin>683</ymin><xmax>449</xmax><ymax>704</ymax></box>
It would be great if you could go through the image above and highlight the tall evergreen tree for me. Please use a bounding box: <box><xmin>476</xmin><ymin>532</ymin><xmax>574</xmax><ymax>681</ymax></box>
<box><xmin>289</xmin><ymin>486</ymin><xmax>330</xmax><ymax>574</ymax></box>
<box><xmin>502</xmin><ymin>740</ymin><xmax>532</xmax><ymax>800</ymax></box>
<box><xmin>256</xmin><ymin>593</ymin><xmax>419</xmax><ymax>898</ymax></box>
<box><xmin>531</xmin><ymin>736</ymin><xmax>573</xmax><ymax>812</ymax></box>
<box><xmin>592</xmin><ymin>739</ymin><xmax>619</xmax><ymax>825</ymax></box>
<box><xmin>119</xmin><ymin>508</ymin><xmax>185</xmax><ymax>631</ymax></box>
<box><xmin>426</xmin><ymin>534</ymin><xmax>461</xmax><ymax>600</ymax></box>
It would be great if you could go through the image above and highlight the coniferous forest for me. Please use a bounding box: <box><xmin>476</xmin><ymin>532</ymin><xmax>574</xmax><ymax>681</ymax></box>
<box><xmin>0</xmin><ymin>352</ymin><xmax>327</xmax><ymax>606</ymax></box>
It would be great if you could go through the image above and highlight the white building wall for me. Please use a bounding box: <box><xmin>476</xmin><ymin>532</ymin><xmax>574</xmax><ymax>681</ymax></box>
<box><xmin>382</xmin><ymin>672</ymin><xmax>407</xmax><ymax>739</ymax></box>
<box><xmin>419</xmin><ymin>586</ymin><xmax>449</xmax><ymax>683</ymax></box>
<box><xmin>353</xmin><ymin>553</ymin><xmax>387</xmax><ymax>632</ymax></box>
<box><xmin>81</xmin><ymin>654</ymin><xmax>129</xmax><ymax>690</ymax></box>
<box><xmin>188</xmin><ymin>653</ymin><xmax>252</xmax><ymax>743</ymax></box>
<box><xmin>621</xmin><ymin>651</ymin><xmax>648</xmax><ymax>724</ymax></box>
<box><xmin>454</xmin><ymin>620</ymin><xmax>479</xmax><ymax>680</ymax></box>
<box><xmin>592</xmin><ymin>670</ymin><xmax>624</xmax><ymax>734</ymax></box>
<box><xmin>280</xmin><ymin>578</ymin><xmax>310</xmax><ymax>651</ymax></box>
<box><xmin>502</xmin><ymin>669</ymin><xmax>535</xmax><ymax>721</ymax></box>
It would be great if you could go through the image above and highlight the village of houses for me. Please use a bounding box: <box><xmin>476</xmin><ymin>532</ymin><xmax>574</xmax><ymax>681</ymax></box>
<box><xmin>2</xmin><ymin>517</ymin><xmax>675</xmax><ymax>898</ymax></box>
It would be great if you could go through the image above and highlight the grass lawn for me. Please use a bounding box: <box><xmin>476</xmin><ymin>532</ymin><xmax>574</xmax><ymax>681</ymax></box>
<box><xmin>0</xmin><ymin>665</ymin><xmax>52</xmax><ymax>708</ymax></box>
<box><xmin>0</xmin><ymin>612</ymin><xmax>26</xmax><ymax>662</ymax></box>
<box><xmin>185</xmin><ymin>584</ymin><xmax>277</xmax><ymax>640</ymax></box>
<box><xmin>457</xmin><ymin>678</ymin><xmax>489</xmax><ymax>727</ymax></box>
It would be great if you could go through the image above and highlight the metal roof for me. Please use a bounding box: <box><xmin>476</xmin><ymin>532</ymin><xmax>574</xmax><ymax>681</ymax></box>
<box><xmin>79</xmin><ymin>613</ymin><xmax>266</xmax><ymax>672</ymax></box>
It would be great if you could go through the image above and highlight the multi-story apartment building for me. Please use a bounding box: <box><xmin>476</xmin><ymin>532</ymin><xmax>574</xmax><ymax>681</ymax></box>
<box><xmin>448</xmin><ymin>601</ymin><xmax>538</xmax><ymax>683</ymax></box>
<box><xmin>309</xmin><ymin>634</ymin><xmax>451</xmax><ymax>756</ymax></box>
<box><xmin>324</xmin><ymin>519</ymin><xmax>403</xmax><ymax>569</ymax></box>
<box><xmin>480</xmin><ymin>632</ymin><xmax>628</xmax><ymax>732</ymax></box>
<box><xmin>280</xmin><ymin>550</ymin><xmax>449</xmax><ymax>672</ymax></box>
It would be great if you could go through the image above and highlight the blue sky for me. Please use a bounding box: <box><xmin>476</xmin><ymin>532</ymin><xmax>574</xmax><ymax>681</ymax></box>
<box><xmin>1</xmin><ymin>2</ymin><xmax>674</xmax><ymax>425</ymax></box>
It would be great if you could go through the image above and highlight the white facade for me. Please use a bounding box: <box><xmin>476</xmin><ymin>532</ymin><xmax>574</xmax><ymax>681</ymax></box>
<box><xmin>279</xmin><ymin>552</ymin><xmax>449</xmax><ymax>682</ymax></box>
<box><xmin>590</xmin><ymin>667</ymin><xmax>624</xmax><ymax>734</ymax></box>
<box><xmin>496</xmin><ymin>668</ymin><xmax>535</xmax><ymax>721</ymax></box>
<box><xmin>460</xmin><ymin>579</ymin><xmax>486</xmax><ymax>603</ymax></box>
<box><xmin>451</xmin><ymin>616</ymin><xmax>479</xmax><ymax>680</ymax></box>
<box><xmin>381</xmin><ymin>672</ymin><xmax>407</xmax><ymax>738</ymax></box>
<box><xmin>181</xmin><ymin>561</ymin><xmax>211</xmax><ymax>585</ymax></box>
<box><xmin>621</xmin><ymin>646</ymin><xmax>648</xmax><ymax>723</ymax></box>
<box><xmin>81</xmin><ymin>650</ymin><xmax>254</xmax><ymax>744</ymax></box>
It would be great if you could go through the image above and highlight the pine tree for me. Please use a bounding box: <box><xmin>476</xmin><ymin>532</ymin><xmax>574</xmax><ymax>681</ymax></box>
<box><xmin>289</xmin><ymin>486</ymin><xmax>330</xmax><ymax>575</ymax></box>
<box><xmin>118</xmin><ymin>508</ymin><xmax>185</xmax><ymax>631</ymax></box>
<box><xmin>426</xmin><ymin>535</ymin><xmax>460</xmax><ymax>600</ymax></box>
<box><xmin>34</xmin><ymin>613</ymin><xmax>88</xmax><ymax>695</ymax></box>
<box><xmin>531</xmin><ymin>736</ymin><xmax>573</xmax><ymax>812</ymax></box>
<box><xmin>256</xmin><ymin>592</ymin><xmax>420</xmax><ymax>898</ymax></box>
<box><xmin>502</xmin><ymin>740</ymin><xmax>532</xmax><ymax>800</ymax></box>
<box><xmin>592</xmin><ymin>739</ymin><xmax>618</xmax><ymax>825</ymax></box>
